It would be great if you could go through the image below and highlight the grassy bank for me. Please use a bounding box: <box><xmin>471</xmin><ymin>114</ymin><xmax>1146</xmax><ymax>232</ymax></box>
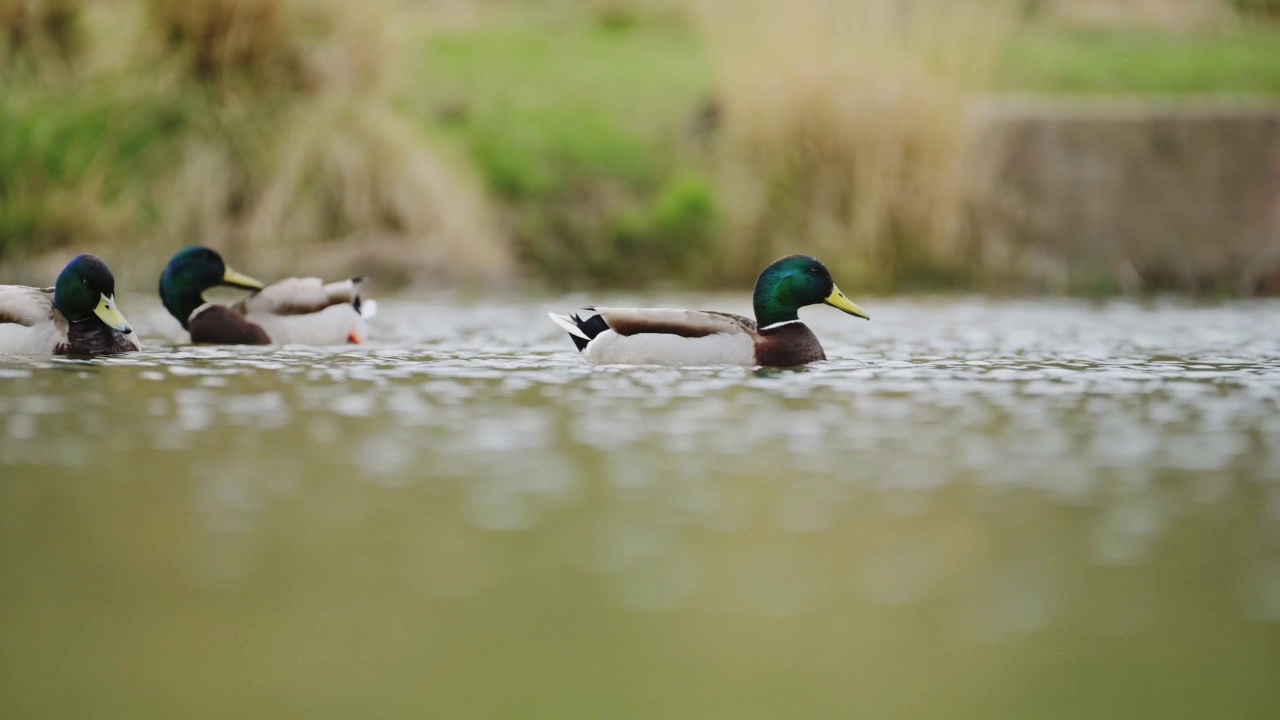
<box><xmin>414</xmin><ymin>1</ymin><xmax>1280</xmax><ymax>293</ymax></box>
<box><xmin>412</xmin><ymin>3</ymin><xmax>717</xmax><ymax>288</ymax></box>
<box><xmin>3</xmin><ymin>1</ymin><xmax>1279</xmax><ymax>293</ymax></box>
<box><xmin>0</xmin><ymin>0</ymin><xmax>507</xmax><ymax>287</ymax></box>
<box><xmin>996</xmin><ymin>23</ymin><xmax>1280</xmax><ymax>94</ymax></box>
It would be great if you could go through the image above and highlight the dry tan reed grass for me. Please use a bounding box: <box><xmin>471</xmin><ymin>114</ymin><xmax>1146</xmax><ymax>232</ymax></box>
<box><xmin>149</xmin><ymin>0</ymin><xmax>508</xmax><ymax>284</ymax></box>
<box><xmin>149</xmin><ymin>0</ymin><xmax>290</xmax><ymax>85</ymax></box>
<box><xmin>0</xmin><ymin>0</ymin><xmax>80</xmax><ymax>63</ymax></box>
<box><xmin>693</xmin><ymin>0</ymin><xmax>1019</xmax><ymax>288</ymax></box>
<box><xmin>147</xmin><ymin>0</ymin><xmax>400</xmax><ymax>94</ymax></box>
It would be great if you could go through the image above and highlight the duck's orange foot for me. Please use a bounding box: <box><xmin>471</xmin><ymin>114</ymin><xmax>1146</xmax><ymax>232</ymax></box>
<box><xmin>348</xmin><ymin>330</ymin><xmax>364</xmax><ymax>345</ymax></box>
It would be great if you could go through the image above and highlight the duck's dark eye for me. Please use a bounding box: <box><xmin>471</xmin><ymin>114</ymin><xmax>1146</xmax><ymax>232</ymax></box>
<box><xmin>81</xmin><ymin>278</ymin><xmax>89</xmax><ymax>286</ymax></box>
<box><xmin>806</xmin><ymin>267</ymin><xmax>821</xmax><ymax>277</ymax></box>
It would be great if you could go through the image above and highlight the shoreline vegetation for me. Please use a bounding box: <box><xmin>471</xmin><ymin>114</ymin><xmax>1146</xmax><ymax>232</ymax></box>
<box><xmin>3</xmin><ymin>0</ymin><xmax>1279</xmax><ymax>295</ymax></box>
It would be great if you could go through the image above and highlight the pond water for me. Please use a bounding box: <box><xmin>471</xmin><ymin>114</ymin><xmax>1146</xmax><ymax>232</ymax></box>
<box><xmin>2</xmin><ymin>294</ymin><xmax>1279</xmax><ymax>719</ymax></box>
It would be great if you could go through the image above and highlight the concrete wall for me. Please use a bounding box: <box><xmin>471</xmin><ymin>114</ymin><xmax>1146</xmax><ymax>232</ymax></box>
<box><xmin>969</xmin><ymin>97</ymin><xmax>1280</xmax><ymax>294</ymax></box>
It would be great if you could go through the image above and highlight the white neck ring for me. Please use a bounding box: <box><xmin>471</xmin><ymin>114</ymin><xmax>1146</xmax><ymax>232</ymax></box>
<box><xmin>759</xmin><ymin>319</ymin><xmax>802</xmax><ymax>331</ymax></box>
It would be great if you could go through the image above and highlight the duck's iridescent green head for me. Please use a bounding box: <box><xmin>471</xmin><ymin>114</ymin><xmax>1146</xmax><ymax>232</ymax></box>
<box><xmin>159</xmin><ymin>246</ymin><xmax>264</xmax><ymax>328</ymax></box>
<box><xmin>752</xmin><ymin>254</ymin><xmax>870</xmax><ymax>328</ymax></box>
<box><xmin>54</xmin><ymin>254</ymin><xmax>132</xmax><ymax>334</ymax></box>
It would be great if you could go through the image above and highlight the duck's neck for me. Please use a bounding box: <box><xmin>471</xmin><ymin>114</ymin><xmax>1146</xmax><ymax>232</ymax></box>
<box><xmin>753</xmin><ymin>284</ymin><xmax>799</xmax><ymax>329</ymax></box>
<box><xmin>160</xmin><ymin>283</ymin><xmax>206</xmax><ymax>329</ymax></box>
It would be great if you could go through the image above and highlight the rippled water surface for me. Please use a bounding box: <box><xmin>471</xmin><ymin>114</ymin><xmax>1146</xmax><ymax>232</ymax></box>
<box><xmin>3</xmin><ymin>295</ymin><xmax>1280</xmax><ymax>719</ymax></box>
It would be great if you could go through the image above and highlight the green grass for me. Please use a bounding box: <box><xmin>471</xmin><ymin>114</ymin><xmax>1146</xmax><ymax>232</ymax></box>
<box><xmin>0</xmin><ymin>74</ymin><xmax>197</xmax><ymax>260</ymax></box>
<box><xmin>412</xmin><ymin>7</ymin><xmax>721</xmax><ymax>287</ymax></box>
<box><xmin>416</xmin><ymin>10</ymin><xmax>710</xmax><ymax>191</ymax></box>
<box><xmin>995</xmin><ymin>23</ymin><xmax>1280</xmax><ymax>94</ymax></box>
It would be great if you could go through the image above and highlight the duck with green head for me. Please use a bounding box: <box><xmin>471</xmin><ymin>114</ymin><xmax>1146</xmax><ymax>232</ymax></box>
<box><xmin>160</xmin><ymin>246</ymin><xmax>376</xmax><ymax>345</ymax></box>
<box><xmin>548</xmin><ymin>254</ymin><xmax>869</xmax><ymax>366</ymax></box>
<box><xmin>0</xmin><ymin>254</ymin><xmax>141</xmax><ymax>356</ymax></box>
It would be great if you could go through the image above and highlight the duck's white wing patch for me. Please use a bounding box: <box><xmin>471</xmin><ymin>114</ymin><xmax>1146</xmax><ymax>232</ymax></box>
<box><xmin>581</xmin><ymin>329</ymin><xmax>755</xmax><ymax>365</ymax></box>
<box><xmin>0</xmin><ymin>286</ymin><xmax>63</xmax><ymax>355</ymax></box>
<box><xmin>0</xmin><ymin>322</ymin><xmax>64</xmax><ymax>355</ymax></box>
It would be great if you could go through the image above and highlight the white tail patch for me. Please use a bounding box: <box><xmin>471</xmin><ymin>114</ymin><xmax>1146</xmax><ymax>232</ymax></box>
<box><xmin>358</xmin><ymin>298</ymin><xmax>378</xmax><ymax>319</ymax></box>
<box><xmin>547</xmin><ymin>312</ymin><xmax>589</xmax><ymax>340</ymax></box>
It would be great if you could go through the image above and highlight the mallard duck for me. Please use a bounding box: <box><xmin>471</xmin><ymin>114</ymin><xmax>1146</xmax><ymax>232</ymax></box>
<box><xmin>159</xmin><ymin>246</ymin><xmax>376</xmax><ymax>345</ymax></box>
<box><xmin>548</xmin><ymin>254</ymin><xmax>869</xmax><ymax>367</ymax></box>
<box><xmin>0</xmin><ymin>254</ymin><xmax>141</xmax><ymax>356</ymax></box>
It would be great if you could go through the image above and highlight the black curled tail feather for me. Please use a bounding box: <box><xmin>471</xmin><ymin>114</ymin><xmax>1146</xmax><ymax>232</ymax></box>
<box><xmin>350</xmin><ymin>276</ymin><xmax>366</xmax><ymax>313</ymax></box>
<box><xmin>569</xmin><ymin>312</ymin><xmax>609</xmax><ymax>351</ymax></box>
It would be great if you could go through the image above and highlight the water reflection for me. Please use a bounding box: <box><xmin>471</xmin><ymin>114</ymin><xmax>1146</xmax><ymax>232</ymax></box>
<box><xmin>2</xmin><ymin>296</ymin><xmax>1279</xmax><ymax>717</ymax></box>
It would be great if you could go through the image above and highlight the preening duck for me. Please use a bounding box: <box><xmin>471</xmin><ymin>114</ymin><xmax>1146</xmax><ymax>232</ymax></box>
<box><xmin>0</xmin><ymin>254</ymin><xmax>141</xmax><ymax>356</ymax></box>
<box><xmin>159</xmin><ymin>246</ymin><xmax>376</xmax><ymax>345</ymax></box>
<box><xmin>548</xmin><ymin>254</ymin><xmax>868</xmax><ymax>367</ymax></box>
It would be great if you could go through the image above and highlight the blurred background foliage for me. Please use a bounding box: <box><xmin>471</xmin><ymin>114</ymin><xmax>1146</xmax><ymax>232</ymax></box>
<box><xmin>1</xmin><ymin>0</ymin><xmax>1279</xmax><ymax>293</ymax></box>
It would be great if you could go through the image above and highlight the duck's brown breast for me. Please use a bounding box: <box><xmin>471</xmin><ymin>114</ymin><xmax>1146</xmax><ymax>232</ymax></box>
<box><xmin>753</xmin><ymin>322</ymin><xmax>826</xmax><ymax>367</ymax></box>
<box><xmin>54</xmin><ymin>319</ymin><xmax>140</xmax><ymax>356</ymax></box>
<box><xmin>188</xmin><ymin>305</ymin><xmax>271</xmax><ymax>344</ymax></box>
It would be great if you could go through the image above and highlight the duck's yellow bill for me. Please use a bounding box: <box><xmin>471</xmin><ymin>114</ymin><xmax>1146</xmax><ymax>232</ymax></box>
<box><xmin>93</xmin><ymin>294</ymin><xmax>132</xmax><ymax>334</ymax></box>
<box><xmin>222</xmin><ymin>267</ymin><xmax>265</xmax><ymax>291</ymax></box>
<box><xmin>825</xmin><ymin>285</ymin><xmax>870</xmax><ymax>320</ymax></box>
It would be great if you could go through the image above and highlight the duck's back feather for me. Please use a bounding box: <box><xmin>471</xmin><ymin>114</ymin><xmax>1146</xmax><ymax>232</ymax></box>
<box><xmin>594</xmin><ymin>307</ymin><xmax>756</xmax><ymax>338</ymax></box>
<box><xmin>233</xmin><ymin>277</ymin><xmax>365</xmax><ymax>316</ymax></box>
